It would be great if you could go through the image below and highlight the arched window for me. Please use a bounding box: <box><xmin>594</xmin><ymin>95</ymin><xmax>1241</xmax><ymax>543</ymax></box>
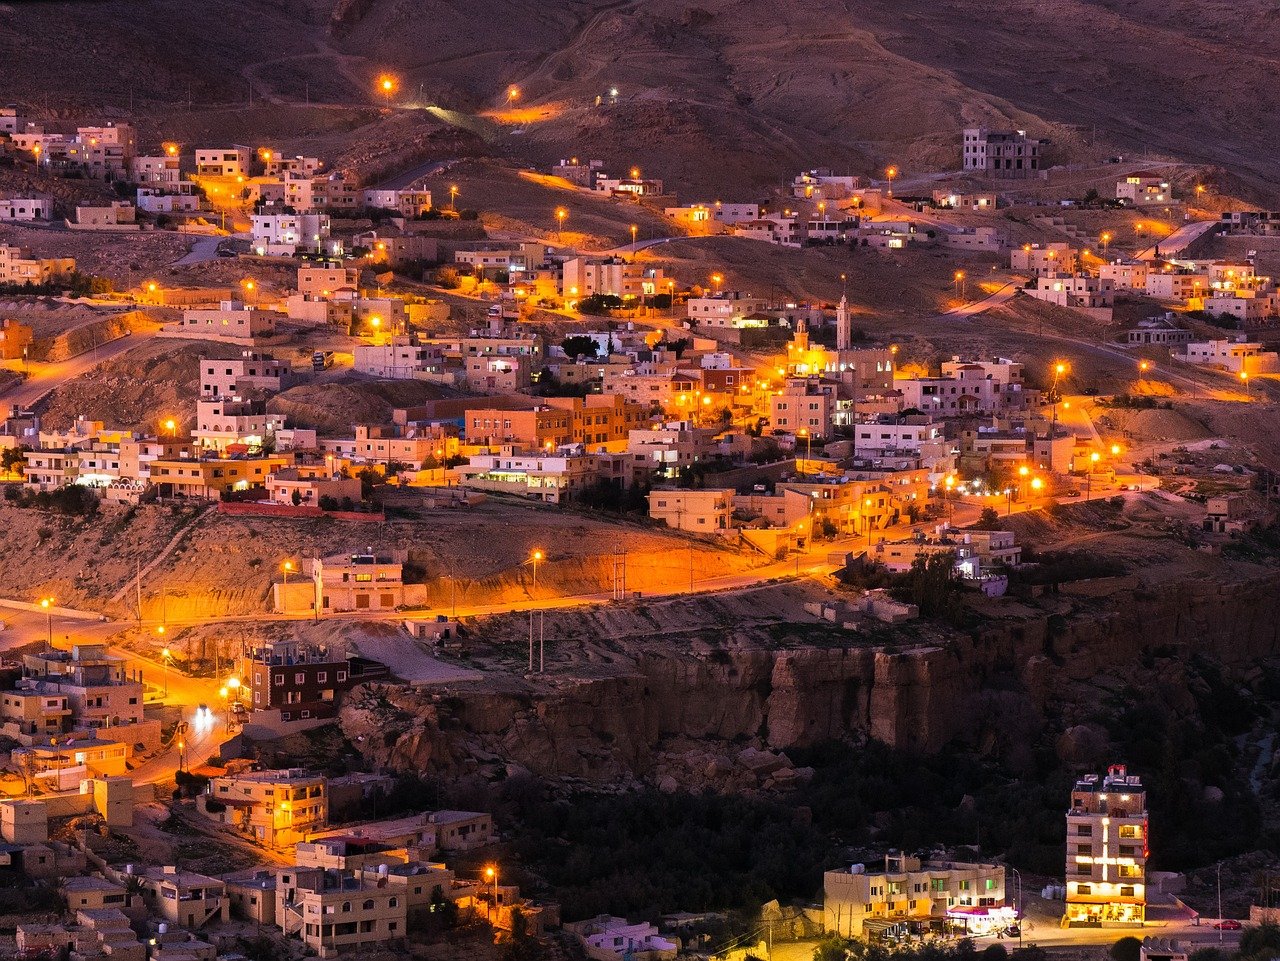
<box><xmin>363</xmin><ymin>899</ymin><xmax>375</xmax><ymax>910</ymax></box>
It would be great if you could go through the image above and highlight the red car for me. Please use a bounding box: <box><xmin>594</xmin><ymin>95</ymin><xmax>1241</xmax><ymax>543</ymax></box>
<box><xmin>1214</xmin><ymin>920</ymin><xmax>1242</xmax><ymax>930</ymax></box>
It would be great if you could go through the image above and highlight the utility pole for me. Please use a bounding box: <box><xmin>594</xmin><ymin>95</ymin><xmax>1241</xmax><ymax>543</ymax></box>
<box><xmin>539</xmin><ymin>612</ymin><xmax>544</xmax><ymax>673</ymax></box>
<box><xmin>528</xmin><ymin>610</ymin><xmax>534</xmax><ymax>673</ymax></box>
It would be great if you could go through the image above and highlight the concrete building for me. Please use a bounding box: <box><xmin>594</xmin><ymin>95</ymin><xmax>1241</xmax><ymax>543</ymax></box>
<box><xmin>237</xmin><ymin>639</ymin><xmax>389</xmax><ymax>720</ymax></box>
<box><xmin>199</xmin><ymin>351</ymin><xmax>294</xmax><ymax>398</ymax></box>
<box><xmin>194</xmin><ymin>396</ymin><xmax>287</xmax><ymax>451</ymax></box>
<box><xmin>126</xmin><ymin>864</ymin><xmax>228</xmax><ymax>929</ymax></box>
<box><xmin>771</xmin><ymin>380</ymin><xmax>835</xmax><ymax>437</ymax></box>
<box><xmin>1027</xmin><ymin>274</ymin><xmax>1115</xmax><ymax>311</ymax></box>
<box><xmin>0</xmin><ymin>196</ymin><xmax>52</xmax><ymax>221</ymax></box>
<box><xmin>195</xmin><ymin>146</ymin><xmax>250</xmax><ymax>178</ymax></box>
<box><xmin>1179</xmin><ymin>338</ymin><xmax>1279</xmax><ymax>374</ymax></box>
<box><xmin>452</xmin><ymin>445</ymin><xmax>620</xmax><ymax>503</ymax></box>
<box><xmin>276</xmin><ymin>866</ymin><xmax>406</xmax><ymax>956</ymax></box>
<box><xmin>1064</xmin><ymin>765</ymin><xmax>1147</xmax><ymax>926</ymax></box>
<box><xmin>250</xmin><ymin>212</ymin><xmax>331</xmax><ymax>256</ymax></box>
<box><xmin>824</xmin><ymin>853</ymin><xmax>1009</xmax><ymax>938</ymax></box>
<box><xmin>1010</xmin><ymin>243</ymin><xmax>1076</xmax><ymax>277</ymax></box>
<box><xmin>686</xmin><ymin>292</ymin><xmax>770</xmax><ymax>329</ymax></box>
<box><xmin>363</xmin><ymin>188</ymin><xmax>432</xmax><ymax>216</ymax></box>
<box><xmin>179</xmin><ymin>301</ymin><xmax>277</xmax><ymax>341</ymax></box>
<box><xmin>310</xmin><ymin>551</ymin><xmax>405</xmax><ymax>613</ymax></box>
<box><xmin>962</xmin><ymin>127</ymin><xmax>1041</xmax><ymax>178</ymax></box>
<box><xmin>148</xmin><ymin>453</ymin><xmax>291</xmax><ymax>498</ymax></box>
<box><xmin>0</xmin><ymin>242</ymin><xmax>76</xmax><ymax>285</ymax></box>
<box><xmin>1116</xmin><ymin>176</ymin><xmax>1173</xmax><ymax>206</ymax></box>
<box><xmin>647</xmin><ymin>488</ymin><xmax>735</xmax><ymax>533</ymax></box>
<box><xmin>200</xmin><ymin>768</ymin><xmax>327</xmax><ymax>847</ymax></box>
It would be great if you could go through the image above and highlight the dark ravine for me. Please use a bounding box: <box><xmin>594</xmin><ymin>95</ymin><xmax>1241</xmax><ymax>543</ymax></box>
<box><xmin>339</xmin><ymin>573</ymin><xmax>1280</xmax><ymax>787</ymax></box>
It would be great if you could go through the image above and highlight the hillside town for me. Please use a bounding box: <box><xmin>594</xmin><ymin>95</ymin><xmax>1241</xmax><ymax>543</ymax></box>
<box><xmin>2</xmin><ymin>17</ymin><xmax>1280</xmax><ymax>961</ymax></box>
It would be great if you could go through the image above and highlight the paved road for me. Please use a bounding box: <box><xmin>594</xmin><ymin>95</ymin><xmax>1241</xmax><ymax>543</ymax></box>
<box><xmin>1135</xmin><ymin>220</ymin><xmax>1219</xmax><ymax>261</ymax></box>
<box><xmin>941</xmin><ymin>281</ymin><xmax>1021</xmax><ymax>319</ymax></box>
<box><xmin>0</xmin><ymin>608</ymin><xmax>228</xmax><ymax>786</ymax></box>
<box><xmin>172</xmin><ymin>235</ymin><xmax>224</xmax><ymax>266</ymax></box>
<box><xmin>0</xmin><ymin>330</ymin><xmax>154</xmax><ymax>409</ymax></box>
<box><xmin>377</xmin><ymin>158</ymin><xmax>457</xmax><ymax>191</ymax></box>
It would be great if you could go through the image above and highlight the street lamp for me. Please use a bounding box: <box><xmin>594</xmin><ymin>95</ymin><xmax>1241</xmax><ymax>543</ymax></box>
<box><xmin>506</xmin><ymin>86</ymin><xmax>520</xmax><ymax>105</ymax></box>
<box><xmin>863</xmin><ymin>497</ymin><xmax>874</xmax><ymax>548</ymax></box>
<box><xmin>797</xmin><ymin>428</ymin><xmax>811</xmax><ymax>473</ymax></box>
<box><xmin>630</xmin><ymin>224</ymin><xmax>638</xmax><ymax>249</ymax></box>
<box><xmin>943</xmin><ymin>474</ymin><xmax>955</xmax><ymax>520</ymax></box>
<box><xmin>369</xmin><ymin>315</ymin><xmax>381</xmax><ymax>345</ymax></box>
<box><xmin>529</xmin><ymin>549</ymin><xmax>544</xmax><ymax>596</ymax></box>
<box><xmin>1087</xmin><ymin>451</ymin><xmax>1100</xmax><ymax>500</ymax></box>
<box><xmin>485</xmin><ymin>866</ymin><xmax>498</xmax><ymax>921</ymax></box>
<box><xmin>1100</xmin><ymin>231</ymin><xmax>1112</xmax><ymax>254</ymax></box>
<box><xmin>164</xmin><ymin>418</ymin><xmax>177</xmax><ymax>438</ymax></box>
<box><xmin>1240</xmin><ymin>369</ymin><xmax>1251</xmax><ymax>398</ymax></box>
<box><xmin>556</xmin><ymin>207</ymin><xmax>567</xmax><ymax>240</ymax></box>
<box><xmin>1139</xmin><ymin>360</ymin><xmax>1150</xmax><ymax>379</ymax></box>
<box><xmin>711</xmin><ymin>273</ymin><xmax>723</xmax><ymax>292</ymax></box>
<box><xmin>885</xmin><ymin>165</ymin><xmax>898</xmax><ymax>196</ymax></box>
<box><xmin>377</xmin><ymin>73</ymin><xmax>398</xmax><ymax>99</ymax></box>
<box><xmin>39</xmin><ymin>597</ymin><xmax>53</xmax><ymax>644</ymax></box>
<box><xmin>449</xmin><ymin>185</ymin><xmax>458</xmax><ymax>212</ymax></box>
<box><xmin>159</xmin><ymin>632</ymin><xmax>170</xmax><ymax>697</ymax></box>
<box><xmin>281</xmin><ymin>560</ymin><xmax>294</xmax><ymax>613</ymax></box>
<box><xmin>177</xmin><ymin>738</ymin><xmax>185</xmax><ymax>773</ymax></box>
<box><xmin>954</xmin><ymin>270</ymin><xmax>966</xmax><ymax>299</ymax></box>
<box><xmin>228</xmin><ymin>675</ymin><xmax>241</xmax><ymax>712</ymax></box>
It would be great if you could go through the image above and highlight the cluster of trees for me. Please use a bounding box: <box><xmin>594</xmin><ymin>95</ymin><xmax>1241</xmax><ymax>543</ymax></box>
<box><xmin>2</xmin><ymin>482</ymin><xmax>98</xmax><ymax>516</ymax></box>
<box><xmin>0</xmin><ymin>271</ymin><xmax>113</xmax><ymax>297</ymax></box>
<box><xmin>813</xmin><ymin>934</ymin><xmax>1038</xmax><ymax>961</ymax></box>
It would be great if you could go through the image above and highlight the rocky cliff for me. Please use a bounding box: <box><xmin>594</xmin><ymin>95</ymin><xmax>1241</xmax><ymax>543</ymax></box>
<box><xmin>339</xmin><ymin>571</ymin><xmax>1280</xmax><ymax>789</ymax></box>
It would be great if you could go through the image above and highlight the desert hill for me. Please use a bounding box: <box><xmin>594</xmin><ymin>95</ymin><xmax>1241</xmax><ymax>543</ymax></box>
<box><xmin>2</xmin><ymin>0</ymin><xmax>1278</xmax><ymax>197</ymax></box>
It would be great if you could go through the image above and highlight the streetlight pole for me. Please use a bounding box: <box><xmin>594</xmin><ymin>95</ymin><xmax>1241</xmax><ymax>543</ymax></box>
<box><xmin>40</xmin><ymin>597</ymin><xmax>52</xmax><ymax>645</ymax></box>
<box><xmin>1218</xmin><ymin>862</ymin><xmax>1223</xmax><ymax>943</ymax></box>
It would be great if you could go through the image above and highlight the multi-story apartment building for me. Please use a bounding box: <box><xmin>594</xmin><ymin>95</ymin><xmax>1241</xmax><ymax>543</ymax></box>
<box><xmin>237</xmin><ymin>640</ymin><xmax>389</xmax><ymax>722</ymax></box>
<box><xmin>824</xmin><ymin>853</ymin><xmax>1008</xmax><ymax>937</ymax></box>
<box><xmin>194</xmin><ymin>397</ymin><xmax>287</xmax><ymax>451</ymax></box>
<box><xmin>962</xmin><ymin>127</ymin><xmax>1041</xmax><ymax>178</ymax></box>
<box><xmin>127</xmin><ymin>864</ymin><xmax>228</xmax><ymax>929</ymax></box>
<box><xmin>199</xmin><ymin>768</ymin><xmax>328</xmax><ymax>847</ymax></box>
<box><xmin>195</xmin><ymin>147</ymin><xmax>250</xmax><ymax>178</ymax></box>
<box><xmin>250</xmin><ymin>213</ymin><xmax>331</xmax><ymax>256</ymax></box>
<box><xmin>0</xmin><ymin>243</ymin><xmax>76</xmax><ymax>285</ymax></box>
<box><xmin>148</xmin><ymin>453</ymin><xmax>292</xmax><ymax>499</ymax></box>
<box><xmin>20</xmin><ymin>644</ymin><xmax>144</xmax><ymax>732</ymax></box>
<box><xmin>647</xmin><ymin>488</ymin><xmax>735</xmax><ymax>533</ymax></box>
<box><xmin>276</xmin><ymin>866</ymin><xmax>406</xmax><ymax>954</ymax></box>
<box><xmin>1065</xmin><ymin>765</ymin><xmax>1147</xmax><ymax>926</ymax></box>
<box><xmin>199</xmin><ymin>351</ymin><xmax>294</xmax><ymax>398</ymax></box>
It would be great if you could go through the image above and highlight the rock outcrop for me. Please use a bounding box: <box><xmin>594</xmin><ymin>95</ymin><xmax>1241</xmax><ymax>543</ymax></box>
<box><xmin>339</xmin><ymin>572</ymin><xmax>1280</xmax><ymax>790</ymax></box>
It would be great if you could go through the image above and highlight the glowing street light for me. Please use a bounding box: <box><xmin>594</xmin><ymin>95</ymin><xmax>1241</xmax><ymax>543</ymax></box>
<box><xmin>506</xmin><ymin>86</ymin><xmax>520</xmax><ymax>105</ymax></box>
<box><xmin>39</xmin><ymin>596</ymin><xmax>53</xmax><ymax>644</ymax></box>
<box><xmin>885</xmin><ymin>165</ymin><xmax>898</xmax><ymax>196</ymax></box>
<box><xmin>556</xmin><ymin>207</ymin><xmax>567</xmax><ymax>240</ymax></box>
<box><xmin>281</xmin><ymin>560</ymin><xmax>295</xmax><ymax>614</ymax></box>
<box><xmin>1139</xmin><ymin>360</ymin><xmax>1151</xmax><ymax>379</ymax></box>
<box><xmin>529</xmin><ymin>549</ymin><xmax>545</xmax><ymax>595</ymax></box>
<box><xmin>954</xmin><ymin>270</ymin><xmax>966</xmax><ymax>299</ymax></box>
<box><xmin>1240</xmin><ymin>370</ymin><xmax>1250</xmax><ymax>398</ymax></box>
<box><xmin>160</xmin><ymin>639</ymin><xmax>171</xmax><ymax>697</ymax></box>
<box><xmin>377</xmin><ymin>73</ymin><xmax>398</xmax><ymax>98</ymax></box>
<box><xmin>163</xmin><ymin>418</ymin><xmax>177</xmax><ymax>438</ymax></box>
<box><xmin>485</xmin><ymin>865</ymin><xmax>499</xmax><ymax>920</ymax></box>
<box><xmin>1100</xmin><ymin>231</ymin><xmax>1112</xmax><ymax>254</ymax></box>
<box><xmin>711</xmin><ymin>273</ymin><xmax>723</xmax><ymax>292</ymax></box>
<box><xmin>449</xmin><ymin>184</ymin><xmax>458</xmax><ymax>212</ymax></box>
<box><xmin>630</xmin><ymin>224</ymin><xmax>638</xmax><ymax>248</ymax></box>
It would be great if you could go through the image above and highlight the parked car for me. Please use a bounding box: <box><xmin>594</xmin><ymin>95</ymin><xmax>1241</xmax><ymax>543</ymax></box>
<box><xmin>1214</xmin><ymin>920</ymin><xmax>1242</xmax><ymax>930</ymax></box>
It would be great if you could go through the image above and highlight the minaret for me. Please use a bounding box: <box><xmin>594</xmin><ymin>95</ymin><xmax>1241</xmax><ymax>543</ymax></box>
<box><xmin>793</xmin><ymin>315</ymin><xmax>809</xmax><ymax>353</ymax></box>
<box><xmin>836</xmin><ymin>295</ymin><xmax>851</xmax><ymax>351</ymax></box>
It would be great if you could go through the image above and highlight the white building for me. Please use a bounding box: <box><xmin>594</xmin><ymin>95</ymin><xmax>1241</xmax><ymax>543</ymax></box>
<box><xmin>0</xmin><ymin>197</ymin><xmax>52</xmax><ymax>221</ymax></box>
<box><xmin>251</xmin><ymin>213</ymin><xmax>332</xmax><ymax>256</ymax></box>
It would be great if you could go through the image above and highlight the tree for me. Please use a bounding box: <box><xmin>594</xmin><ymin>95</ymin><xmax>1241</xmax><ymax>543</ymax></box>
<box><xmin>1110</xmin><ymin>937</ymin><xmax>1142</xmax><ymax>961</ymax></box>
<box><xmin>0</xmin><ymin>445</ymin><xmax>27</xmax><ymax>476</ymax></box>
<box><xmin>290</xmin><ymin>489</ymin><xmax>302</xmax><ymax>507</ymax></box>
<box><xmin>981</xmin><ymin>946</ymin><xmax>1008</xmax><ymax>961</ymax></box>
<box><xmin>1239</xmin><ymin>923</ymin><xmax>1280</xmax><ymax>961</ymax></box>
<box><xmin>561</xmin><ymin>335</ymin><xmax>599</xmax><ymax>360</ymax></box>
<box><xmin>974</xmin><ymin>506</ymin><xmax>1000</xmax><ymax>530</ymax></box>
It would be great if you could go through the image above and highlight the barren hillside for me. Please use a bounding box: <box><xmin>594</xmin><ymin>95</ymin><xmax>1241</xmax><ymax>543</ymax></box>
<box><xmin>3</xmin><ymin>0</ymin><xmax>1279</xmax><ymax>196</ymax></box>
